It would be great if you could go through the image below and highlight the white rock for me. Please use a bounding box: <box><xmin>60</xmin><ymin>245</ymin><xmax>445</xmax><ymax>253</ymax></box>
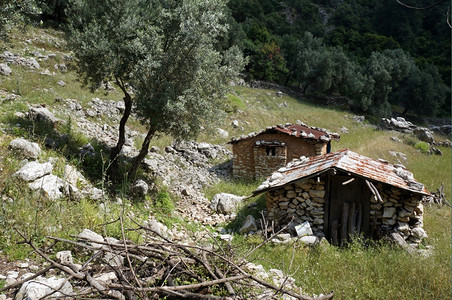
<box><xmin>9</xmin><ymin>138</ymin><xmax>41</xmax><ymax>159</ymax></box>
<box><xmin>0</xmin><ymin>63</ymin><xmax>12</xmax><ymax>76</ymax></box>
<box><xmin>56</xmin><ymin>251</ymin><xmax>73</xmax><ymax>265</ymax></box>
<box><xmin>299</xmin><ymin>235</ymin><xmax>319</xmax><ymax>245</ymax></box>
<box><xmin>220</xmin><ymin>234</ymin><xmax>234</xmax><ymax>242</ymax></box>
<box><xmin>217</xmin><ymin>128</ymin><xmax>229</xmax><ymax>139</ymax></box>
<box><xmin>14</xmin><ymin>161</ymin><xmax>53</xmax><ymax>182</ymax></box>
<box><xmin>94</xmin><ymin>272</ymin><xmax>118</xmax><ymax>285</ymax></box>
<box><xmin>15</xmin><ymin>276</ymin><xmax>73</xmax><ymax>300</ymax></box>
<box><xmin>239</xmin><ymin>215</ymin><xmax>257</xmax><ymax>234</ymax></box>
<box><xmin>78</xmin><ymin>229</ymin><xmax>104</xmax><ymax>248</ymax></box>
<box><xmin>28</xmin><ymin>174</ymin><xmax>66</xmax><ymax>200</ymax></box>
<box><xmin>145</xmin><ymin>219</ymin><xmax>168</xmax><ymax>237</ymax></box>
<box><xmin>411</xmin><ymin>227</ymin><xmax>427</xmax><ymax>239</ymax></box>
<box><xmin>210</xmin><ymin>193</ymin><xmax>244</xmax><ymax>214</ymax></box>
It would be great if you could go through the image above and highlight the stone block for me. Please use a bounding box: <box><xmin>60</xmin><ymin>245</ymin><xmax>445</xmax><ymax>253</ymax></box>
<box><xmin>309</xmin><ymin>189</ymin><xmax>325</xmax><ymax>198</ymax></box>
<box><xmin>383</xmin><ymin>207</ymin><xmax>396</xmax><ymax>218</ymax></box>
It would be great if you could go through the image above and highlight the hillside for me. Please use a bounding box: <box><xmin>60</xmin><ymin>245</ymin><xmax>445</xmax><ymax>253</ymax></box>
<box><xmin>0</xmin><ymin>26</ymin><xmax>450</xmax><ymax>299</ymax></box>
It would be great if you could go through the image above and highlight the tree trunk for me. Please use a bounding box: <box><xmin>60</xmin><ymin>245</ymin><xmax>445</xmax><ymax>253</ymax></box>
<box><xmin>107</xmin><ymin>84</ymin><xmax>133</xmax><ymax>183</ymax></box>
<box><xmin>128</xmin><ymin>126</ymin><xmax>156</xmax><ymax>179</ymax></box>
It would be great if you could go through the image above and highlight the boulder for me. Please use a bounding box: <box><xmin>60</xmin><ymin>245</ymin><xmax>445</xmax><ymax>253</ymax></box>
<box><xmin>9</xmin><ymin>138</ymin><xmax>41</xmax><ymax>159</ymax></box>
<box><xmin>239</xmin><ymin>215</ymin><xmax>258</xmax><ymax>234</ymax></box>
<box><xmin>15</xmin><ymin>276</ymin><xmax>73</xmax><ymax>300</ymax></box>
<box><xmin>28</xmin><ymin>107</ymin><xmax>63</xmax><ymax>127</ymax></box>
<box><xmin>131</xmin><ymin>179</ymin><xmax>149</xmax><ymax>196</ymax></box>
<box><xmin>14</xmin><ymin>161</ymin><xmax>53</xmax><ymax>182</ymax></box>
<box><xmin>210</xmin><ymin>193</ymin><xmax>244</xmax><ymax>214</ymax></box>
<box><xmin>78</xmin><ymin>229</ymin><xmax>104</xmax><ymax>248</ymax></box>
<box><xmin>217</xmin><ymin>128</ymin><xmax>229</xmax><ymax>139</ymax></box>
<box><xmin>28</xmin><ymin>174</ymin><xmax>67</xmax><ymax>200</ymax></box>
<box><xmin>413</xmin><ymin>128</ymin><xmax>434</xmax><ymax>144</ymax></box>
<box><xmin>0</xmin><ymin>63</ymin><xmax>12</xmax><ymax>76</ymax></box>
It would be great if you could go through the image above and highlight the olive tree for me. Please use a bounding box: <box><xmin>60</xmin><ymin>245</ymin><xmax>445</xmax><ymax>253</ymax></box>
<box><xmin>67</xmin><ymin>0</ymin><xmax>244</xmax><ymax>180</ymax></box>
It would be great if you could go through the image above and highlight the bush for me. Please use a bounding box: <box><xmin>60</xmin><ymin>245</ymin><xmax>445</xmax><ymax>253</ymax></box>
<box><xmin>155</xmin><ymin>190</ymin><xmax>174</xmax><ymax>214</ymax></box>
<box><xmin>414</xmin><ymin>141</ymin><xmax>430</xmax><ymax>154</ymax></box>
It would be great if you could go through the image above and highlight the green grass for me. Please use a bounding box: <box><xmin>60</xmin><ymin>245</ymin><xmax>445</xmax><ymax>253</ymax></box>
<box><xmin>234</xmin><ymin>206</ymin><xmax>450</xmax><ymax>300</ymax></box>
<box><xmin>0</xmin><ymin>25</ymin><xmax>450</xmax><ymax>299</ymax></box>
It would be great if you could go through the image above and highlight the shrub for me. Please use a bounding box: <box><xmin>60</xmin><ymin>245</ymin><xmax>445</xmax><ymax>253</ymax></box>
<box><xmin>155</xmin><ymin>190</ymin><xmax>174</xmax><ymax>214</ymax></box>
<box><xmin>414</xmin><ymin>141</ymin><xmax>430</xmax><ymax>154</ymax></box>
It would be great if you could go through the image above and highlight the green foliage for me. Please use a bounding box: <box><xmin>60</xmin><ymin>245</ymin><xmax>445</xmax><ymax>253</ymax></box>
<box><xmin>154</xmin><ymin>190</ymin><xmax>174</xmax><ymax>214</ymax></box>
<box><xmin>0</xmin><ymin>0</ymin><xmax>39</xmax><ymax>40</ymax></box>
<box><xmin>67</xmin><ymin>0</ymin><xmax>245</xmax><ymax>176</ymax></box>
<box><xmin>414</xmin><ymin>141</ymin><xmax>430</xmax><ymax>154</ymax></box>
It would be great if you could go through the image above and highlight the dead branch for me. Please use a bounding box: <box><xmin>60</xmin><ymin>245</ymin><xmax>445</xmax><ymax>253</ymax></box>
<box><xmin>6</xmin><ymin>219</ymin><xmax>334</xmax><ymax>300</ymax></box>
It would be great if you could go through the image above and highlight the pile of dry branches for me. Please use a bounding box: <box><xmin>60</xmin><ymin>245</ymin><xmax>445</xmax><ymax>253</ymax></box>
<box><xmin>424</xmin><ymin>182</ymin><xmax>450</xmax><ymax>207</ymax></box>
<box><xmin>2</xmin><ymin>217</ymin><xmax>334</xmax><ymax>300</ymax></box>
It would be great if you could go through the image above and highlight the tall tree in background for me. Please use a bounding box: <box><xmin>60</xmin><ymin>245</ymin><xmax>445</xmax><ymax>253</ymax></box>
<box><xmin>67</xmin><ymin>0</ymin><xmax>244</xmax><ymax>182</ymax></box>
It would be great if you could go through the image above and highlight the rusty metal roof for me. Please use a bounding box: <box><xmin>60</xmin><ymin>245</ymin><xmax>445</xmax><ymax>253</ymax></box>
<box><xmin>229</xmin><ymin>123</ymin><xmax>340</xmax><ymax>144</ymax></box>
<box><xmin>253</xmin><ymin>149</ymin><xmax>429</xmax><ymax>196</ymax></box>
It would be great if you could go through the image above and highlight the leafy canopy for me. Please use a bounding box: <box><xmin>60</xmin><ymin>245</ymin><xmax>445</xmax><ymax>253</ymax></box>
<box><xmin>67</xmin><ymin>0</ymin><xmax>245</xmax><ymax>140</ymax></box>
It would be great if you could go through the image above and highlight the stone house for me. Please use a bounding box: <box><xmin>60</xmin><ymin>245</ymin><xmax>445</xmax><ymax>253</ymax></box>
<box><xmin>229</xmin><ymin>123</ymin><xmax>340</xmax><ymax>179</ymax></box>
<box><xmin>252</xmin><ymin>149</ymin><xmax>429</xmax><ymax>246</ymax></box>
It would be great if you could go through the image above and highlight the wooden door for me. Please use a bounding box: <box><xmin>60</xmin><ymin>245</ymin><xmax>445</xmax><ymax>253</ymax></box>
<box><xmin>327</xmin><ymin>175</ymin><xmax>370</xmax><ymax>245</ymax></box>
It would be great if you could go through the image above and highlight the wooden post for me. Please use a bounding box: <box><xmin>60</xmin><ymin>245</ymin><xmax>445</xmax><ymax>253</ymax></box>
<box><xmin>341</xmin><ymin>202</ymin><xmax>349</xmax><ymax>244</ymax></box>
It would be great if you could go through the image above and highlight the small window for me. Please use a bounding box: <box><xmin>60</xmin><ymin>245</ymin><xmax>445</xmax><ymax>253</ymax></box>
<box><xmin>266</xmin><ymin>147</ymin><xmax>276</xmax><ymax>156</ymax></box>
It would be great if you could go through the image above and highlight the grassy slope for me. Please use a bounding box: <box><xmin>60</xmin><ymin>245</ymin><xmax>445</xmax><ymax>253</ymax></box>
<box><xmin>0</xmin><ymin>27</ymin><xmax>450</xmax><ymax>298</ymax></box>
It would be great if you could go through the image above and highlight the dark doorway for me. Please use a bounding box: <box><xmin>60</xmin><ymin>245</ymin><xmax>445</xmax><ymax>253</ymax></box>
<box><xmin>327</xmin><ymin>175</ymin><xmax>370</xmax><ymax>245</ymax></box>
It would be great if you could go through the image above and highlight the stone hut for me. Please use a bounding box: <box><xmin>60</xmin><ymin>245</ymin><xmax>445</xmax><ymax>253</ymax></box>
<box><xmin>229</xmin><ymin>123</ymin><xmax>340</xmax><ymax>179</ymax></box>
<box><xmin>252</xmin><ymin>149</ymin><xmax>429</xmax><ymax>246</ymax></box>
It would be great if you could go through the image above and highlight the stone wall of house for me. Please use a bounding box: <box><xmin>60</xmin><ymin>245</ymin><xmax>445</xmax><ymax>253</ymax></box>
<box><xmin>265</xmin><ymin>178</ymin><xmax>426</xmax><ymax>245</ymax></box>
<box><xmin>266</xmin><ymin>178</ymin><xmax>327</xmax><ymax>237</ymax></box>
<box><xmin>232</xmin><ymin>133</ymin><xmax>327</xmax><ymax>179</ymax></box>
<box><xmin>371</xmin><ymin>183</ymin><xmax>425</xmax><ymax>245</ymax></box>
<box><xmin>253</xmin><ymin>145</ymin><xmax>287</xmax><ymax>179</ymax></box>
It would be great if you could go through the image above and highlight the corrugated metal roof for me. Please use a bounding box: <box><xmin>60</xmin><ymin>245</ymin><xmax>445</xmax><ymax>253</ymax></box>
<box><xmin>253</xmin><ymin>149</ymin><xmax>429</xmax><ymax>196</ymax></box>
<box><xmin>229</xmin><ymin>123</ymin><xmax>340</xmax><ymax>144</ymax></box>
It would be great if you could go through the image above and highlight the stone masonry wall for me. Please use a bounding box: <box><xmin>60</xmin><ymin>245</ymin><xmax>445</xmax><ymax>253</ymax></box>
<box><xmin>371</xmin><ymin>183</ymin><xmax>425</xmax><ymax>245</ymax></box>
<box><xmin>265</xmin><ymin>178</ymin><xmax>426</xmax><ymax>245</ymax></box>
<box><xmin>266</xmin><ymin>178</ymin><xmax>326</xmax><ymax>237</ymax></box>
<box><xmin>253</xmin><ymin>145</ymin><xmax>287</xmax><ymax>179</ymax></box>
<box><xmin>232</xmin><ymin>133</ymin><xmax>327</xmax><ymax>179</ymax></box>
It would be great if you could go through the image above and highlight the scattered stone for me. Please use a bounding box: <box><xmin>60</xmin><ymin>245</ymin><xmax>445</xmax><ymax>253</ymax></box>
<box><xmin>352</xmin><ymin>115</ymin><xmax>365</xmax><ymax>123</ymax></box>
<box><xmin>341</xmin><ymin>126</ymin><xmax>348</xmax><ymax>134</ymax></box>
<box><xmin>28</xmin><ymin>107</ymin><xmax>63</xmax><ymax>127</ymax></box>
<box><xmin>56</xmin><ymin>251</ymin><xmax>73</xmax><ymax>265</ymax></box>
<box><xmin>219</xmin><ymin>234</ymin><xmax>233</xmax><ymax>242</ymax></box>
<box><xmin>210</xmin><ymin>193</ymin><xmax>244</xmax><ymax>214</ymax></box>
<box><xmin>217</xmin><ymin>128</ymin><xmax>229</xmax><ymax>139</ymax></box>
<box><xmin>15</xmin><ymin>276</ymin><xmax>73</xmax><ymax>300</ymax></box>
<box><xmin>413</xmin><ymin>128</ymin><xmax>434</xmax><ymax>144</ymax></box>
<box><xmin>391</xmin><ymin>136</ymin><xmax>402</xmax><ymax>143</ymax></box>
<box><xmin>14</xmin><ymin>161</ymin><xmax>53</xmax><ymax>182</ymax></box>
<box><xmin>131</xmin><ymin>179</ymin><xmax>149</xmax><ymax>196</ymax></box>
<box><xmin>239</xmin><ymin>215</ymin><xmax>258</xmax><ymax>234</ymax></box>
<box><xmin>78</xmin><ymin>229</ymin><xmax>104</xmax><ymax>248</ymax></box>
<box><xmin>150</xmin><ymin>145</ymin><xmax>161</xmax><ymax>153</ymax></box>
<box><xmin>57</xmin><ymin>80</ymin><xmax>65</xmax><ymax>86</ymax></box>
<box><xmin>28</xmin><ymin>174</ymin><xmax>72</xmax><ymax>200</ymax></box>
<box><xmin>231</xmin><ymin>120</ymin><xmax>239</xmax><ymax>128</ymax></box>
<box><xmin>144</xmin><ymin>219</ymin><xmax>169</xmax><ymax>237</ymax></box>
<box><xmin>299</xmin><ymin>235</ymin><xmax>319</xmax><ymax>245</ymax></box>
<box><xmin>0</xmin><ymin>63</ymin><xmax>12</xmax><ymax>76</ymax></box>
<box><xmin>388</xmin><ymin>151</ymin><xmax>407</xmax><ymax>163</ymax></box>
<box><xmin>9</xmin><ymin>138</ymin><xmax>41</xmax><ymax>159</ymax></box>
